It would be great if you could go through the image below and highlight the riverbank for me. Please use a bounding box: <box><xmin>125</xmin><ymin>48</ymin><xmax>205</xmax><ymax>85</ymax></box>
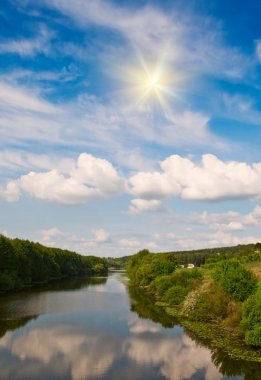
<box><xmin>126</xmin><ymin>248</ymin><xmax>261</xmax><ymax>362</ymax></box>
<box><xmin>164</xmin><ymin>305</ymin><xmax>261</xmax><ymax>362</ymax></box>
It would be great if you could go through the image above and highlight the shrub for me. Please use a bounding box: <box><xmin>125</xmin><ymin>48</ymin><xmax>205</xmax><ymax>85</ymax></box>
<box><xmin>184</xmin><ymin>282</ymin><xmax>231</xmax><ymax>322</ymax></box>
<box><xmin>163</xmin><ymin>285</ymin><xmax>189</xmax><ymax>305</ymax></box>
<box><xmin>241</xmin><ymin>291</ymin><xmax>261</xmax><ymax>347</ymax></box>
<box><xmin>149</xmin><ymin>275</ymin><xmax>175</xmax><ymax>295</ymax></box>
<box><xmin>212</xmin><ymin>259</ymin><xmax>257</xmax><ymax>301</ymax></box>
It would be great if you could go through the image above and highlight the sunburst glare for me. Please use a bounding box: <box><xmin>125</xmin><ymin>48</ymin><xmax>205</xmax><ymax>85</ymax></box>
<box><xmin>110</xmin><ymin>49</ymin><xmax>186</xmax><ymax>113</ymax></box>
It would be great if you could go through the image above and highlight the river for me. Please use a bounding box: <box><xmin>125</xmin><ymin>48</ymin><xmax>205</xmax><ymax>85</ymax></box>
<box><xmin>0</xmin><ymin>272</ymin><xmax>260</xmax><ymax>380</ymax></box>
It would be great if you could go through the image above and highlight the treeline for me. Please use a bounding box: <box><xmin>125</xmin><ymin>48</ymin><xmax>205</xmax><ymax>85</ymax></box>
<box><xmin>107</xmin><ymin>255</ymin><xmax>131</xmax><ymax>269</ymax></box>
<box><xmin>0</xmin><ymin>235</ymin><xmax>108</xmax><ymax>292</ymax></box>
<box><xmin>109</xmin><ymin>243</ymin><xmax>261</xmax><ymax>269</ymax></box>
<box><xmin>160</xmin><ymin>243</ymin><xmax>261</xmax><ymax>266</ymax></box>
<box><xmin>127</xmin><ymin>247</ymin><xmax>261</xmax><ymax>348</ymax></box>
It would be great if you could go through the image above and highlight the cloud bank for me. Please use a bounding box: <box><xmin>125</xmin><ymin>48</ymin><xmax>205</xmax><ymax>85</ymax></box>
<box><xmin>1</xmin><ymin>153</ymin><xmax>261</xmax><ymax>206</ymax></box>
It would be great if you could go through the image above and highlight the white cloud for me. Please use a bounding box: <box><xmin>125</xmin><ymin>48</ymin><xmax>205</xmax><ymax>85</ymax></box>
<box><xmin>0</xmin><ymin>25</ymin><xmax>54</xmax><ymax>57</ymax></box>
<box><xmin>191</xmin><ymin>205</ymin><xmax>261</xmax><ymax>230</ymax></box>
<box><xmin>0</xmin><ymin>81</ymin><xmax>58</xmax><ymax>113</ymax></box>
<box><xmin>0</xmin><ymin>150</ymin><xmax>75</xmax><ymax>174</ymax></box>
<box><xmin>91</xmin><ymin>228</ymin><xmax>110</xmax><ymax>243</ymax></box>
<box><xmin>129</xmin><ymin>154</ymin><xmax>261</xmax><ymax>202</ymax></box>
<box><xmin>0</xmin><ymin>181</ymin><xmax>20</xmax><ymax>202</ymax></box>
<box><xmin>0</xmin><ymin>153</ymin><xmax>124</xmax><ymax>204</ymax></box>
<box><xmin>220</xmin><ymin>93</ymin><xmax>261</xmax><ymax>126</ymax></box>
<box><xmin>219</xmin><ymin>221</ymin><xmax>245</xmax><ymax>231</ymax></box>
<box><xmin>0</xmin><ymin>77</ymin><xmax>223</xmax><ymax>173</ymax></box>
<box><xmin>2</xmin><ymin>153</ymin><xmax>261</xmax><ymax>207</ymax></box>
<box><xmin>71</xmin><ymin>153</ymin><xmax>124</xmax><ymax>196</ymax></box>
<box><xmin>129</xmin><ymin>198</ymin><xmax>162</xmax><ymax>214</ymax></box>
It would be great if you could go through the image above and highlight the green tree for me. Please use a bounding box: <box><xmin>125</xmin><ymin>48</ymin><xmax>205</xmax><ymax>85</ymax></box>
<box><xmin>212</xmin><ymin>259</ymin><xmax>257</xmax><ymax>301</ymax></box>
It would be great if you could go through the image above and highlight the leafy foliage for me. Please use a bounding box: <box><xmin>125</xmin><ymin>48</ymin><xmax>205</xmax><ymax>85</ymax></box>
<box><xmin>127</xmin><ymin>245</ymin><xmax>261</xmax><ymax>348</ymax></box>
<box><xmin>212</xmin><ymin>259</ymin><xmax>257</xmax><ymax>301</ymax></box>
<box><xmin>241</xmin><ymin>289</ymin><xmax>261</xmax><ymax>347</ymax></box>
<box><xmin>127</xmin><ymin>249</ymin><xmax>178</xmax><ymax>286</ymax></box>
<box><xmin>0</xmin><ymin>234</ymin><xmax>108</xmax><ymax>292</ymax></box>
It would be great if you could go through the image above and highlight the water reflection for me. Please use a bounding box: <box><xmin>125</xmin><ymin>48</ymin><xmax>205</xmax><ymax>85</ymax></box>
<box><xmin>0</xmin><ymin>273</ymin><xmax>260</xmax><ymax>380</ymax></box>
<box><xmin>0</xmin><ymin>321</ymin><xmax>223</xmax><ymax>380</ymax></box>
<box><xmin>0</xmin><ymin>326</ymin><xmax>120</xmax><ymax>380</ymax></box>
<box><xmin>129</xmin><ymin>283</ymin><xmax>261</xmax><ymax>380</ymax></box>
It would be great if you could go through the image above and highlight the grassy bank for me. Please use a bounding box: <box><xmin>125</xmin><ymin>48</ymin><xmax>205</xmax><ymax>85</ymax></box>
<box><xmin>127</xmin><ymin>246</ymin><xmax>261</xmax><ymax>361</ymax></box>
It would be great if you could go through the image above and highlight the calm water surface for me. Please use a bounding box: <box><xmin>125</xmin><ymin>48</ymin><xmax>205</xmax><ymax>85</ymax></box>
<box><xmin>0</xmin><ymin>273</ymin><xmax>260</xmax><ymax>380</ymax></box>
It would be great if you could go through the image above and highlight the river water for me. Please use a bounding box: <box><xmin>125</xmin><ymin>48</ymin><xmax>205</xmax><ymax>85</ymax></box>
<box><xmin>0</xmin><ymin>272</ymin><xmax>260</xmax><ymax>380</ymax></box>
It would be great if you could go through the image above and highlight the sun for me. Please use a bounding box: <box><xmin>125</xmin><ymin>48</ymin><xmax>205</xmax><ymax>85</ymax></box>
<box><xmin>110</xmin><ymin>49</ymin><xmax>185</xmax><ymax>113</ymax></box>
<box><xmin>144</xmin><ymin>70</ymin><xmax>161</xmax><ymax>90</ymax></box>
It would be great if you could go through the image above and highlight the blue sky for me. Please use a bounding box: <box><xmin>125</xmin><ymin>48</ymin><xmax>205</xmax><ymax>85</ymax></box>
<box><xmin>0</xmin><ymin>0</ymin><xmax>260</xmax><ymax>256</ymax></box>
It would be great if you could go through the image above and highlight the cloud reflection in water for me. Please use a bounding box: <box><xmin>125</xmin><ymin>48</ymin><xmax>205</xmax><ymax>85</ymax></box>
<box><xmin>0</xmin><ymin>317</ymin><xmax>222</xmax><ymax>380</ymax></box>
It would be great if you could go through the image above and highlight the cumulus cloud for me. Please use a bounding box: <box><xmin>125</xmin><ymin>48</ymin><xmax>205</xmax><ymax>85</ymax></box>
<box><xmin>129</xmin><ymin>154</ymin><xmax>261</xmax><ymax>202</ymax></box>
<box><xmin>0</xmin><ymin>181</ymin><xmax>20</xmax><ymax>202</ymax></box>
<box><xmin>129</xmin><ymin>199</ymin><xmax>162</xmax><ymax>214</ymax></box>
<box><xmin>0</xmin><ymin>153</ymin><xmax>124</xmax><ymax>204</ymax></box>
<box><xmin>1</xmin><ymin>153</ymin><xmax>261</xmax><ymax>207</ymax></box>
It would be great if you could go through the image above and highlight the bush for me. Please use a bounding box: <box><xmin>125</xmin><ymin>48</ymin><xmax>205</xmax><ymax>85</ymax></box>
<box><xmin>212</xmin><ymin>259</ymin><xmax>257</xmax><ymax>301</ymax></box>
<box><xmin>149</xmin><ymin>268</ymin><xmax>203</xmax><ymax>299</ymax></box>
<box><xmin>163</xmin><ymin>285</ymin><xmax>189</xmax><ymax>305</ymax></box>
<box><xmin>245</xmin><ymin>326</ymin><xmax>261</xmax><ymax>347</ymax></box>
<box><xmin>241</xmin><ymin>291</ymin><xmax>261</xmax><ymax>347</ymax></box>
<box><xmin>149</xmin><ymin>275</ymin><xmax>175</xmax><ymax>295</ymax></box>
<box><xmin>185</xmin><ymin>282</ymin><xmax>231</xmax><ymax>322</ymax></box>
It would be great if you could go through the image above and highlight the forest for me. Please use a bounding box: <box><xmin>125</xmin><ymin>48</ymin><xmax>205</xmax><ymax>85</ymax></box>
<box><xmin>0</xmin><ymin>234</ymin><xmax>108</xmax><ymax>292</ymax></box>
<box><xmin>127</xmin><ymin>243</ymin><xmax>261</xmax><ymax>349</ymax></box>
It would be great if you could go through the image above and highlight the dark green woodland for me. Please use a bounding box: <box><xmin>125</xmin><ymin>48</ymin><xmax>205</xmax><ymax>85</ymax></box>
<box><xmin>0</xmin><ymin>234</ymin><xmax>108</xmax><ymax>292</ymax></box>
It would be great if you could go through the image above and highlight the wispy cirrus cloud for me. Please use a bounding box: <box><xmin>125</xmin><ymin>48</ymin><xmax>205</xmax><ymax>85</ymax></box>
<box><xmin>0</xmin><ymin>77</ymin><xmax>225</xmax><ymax>172</ymax></box>
<box><xmin>0</xmin><ymin>25</ymin><xmax>54</xmax><ymax>57</ymax></box>
<box><xmin>39</xmin><ymin>0</ymin><xmax>253</xmax><ymax>79</ymax></box>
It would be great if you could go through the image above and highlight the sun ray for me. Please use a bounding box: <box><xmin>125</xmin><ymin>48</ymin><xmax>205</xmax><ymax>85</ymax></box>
<box><xmin>108</xmin><ymin>47</ymin><xmax>188</xmax><ymax>114</ymax></box>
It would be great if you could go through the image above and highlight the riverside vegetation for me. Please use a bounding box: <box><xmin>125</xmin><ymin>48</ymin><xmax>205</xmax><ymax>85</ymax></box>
<box><xmin>127</xmin><ymin>244</ymin><xmax>261</xmax><ymax>361</ymax></box>
<box><xmin>0</xmin><ymin>234</ymin><xmax>108</xmax><ymax>292</ymax></box>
